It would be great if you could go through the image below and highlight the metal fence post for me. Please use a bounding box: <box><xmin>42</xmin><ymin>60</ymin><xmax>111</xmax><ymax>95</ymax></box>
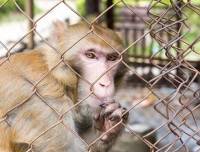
<box><xmin>176</xmin><ymin>0</ymin><xmax>183</xmax><ymax>78</ymax></box>
<box><xmin>26</xmin><ymin>0</ymin><xmax>34</xmax><ymax>49</ymax></box>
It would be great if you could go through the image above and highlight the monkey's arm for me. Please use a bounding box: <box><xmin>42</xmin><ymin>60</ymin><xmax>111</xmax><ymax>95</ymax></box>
<box><xmin>0</xmin><ymin>122</ymin><xmax>12</xmax><ymax>152</ymax></box>
<box><xmin>74</xmin><ymin>102</ymin><xmax>128</xmax><ymax>152</ymax></box>
<box><xmin>74</xmin><ymin>109</ymin><xmax>111</xmax><ymax>152</ymax></box>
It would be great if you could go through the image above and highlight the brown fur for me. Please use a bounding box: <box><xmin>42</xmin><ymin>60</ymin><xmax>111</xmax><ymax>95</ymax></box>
<box><xmin>0</xmin><ymin>22</ymin><xmax>125</xmax><ymax>152</ymax></box>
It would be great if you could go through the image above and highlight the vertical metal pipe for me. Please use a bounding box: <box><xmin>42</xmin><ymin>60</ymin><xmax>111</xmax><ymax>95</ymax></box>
<box><xmin>176</xmin><ymin>0</ymin><xmax>182</xmax><ymax>77</ymax></box>
<box><xmin>26</xmin><ymin>0</ymin><xmax>34</xmax><ymax>49</ymax></box>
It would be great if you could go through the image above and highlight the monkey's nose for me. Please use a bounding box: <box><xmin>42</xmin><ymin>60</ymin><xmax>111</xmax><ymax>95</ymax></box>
<box><xmin>99</xmin><ymin>82</ymin><xmax>110</xmax><ymax>87</ymax></box>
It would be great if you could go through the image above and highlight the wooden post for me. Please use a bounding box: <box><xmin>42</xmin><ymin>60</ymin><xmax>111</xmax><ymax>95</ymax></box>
<box><xmin>26</xmin><ymin>0</ymin><xmax>34</xmax><ymax>49</ymax></box>
<box><xmin>85</xmin><ymin>0</ymin><xmax>100</xmax><ymax>15</ymax></box>
<box><xmin>106</xmin><ymin>0</ymin><xmax>114</xmax><ymax>29</ymax></box>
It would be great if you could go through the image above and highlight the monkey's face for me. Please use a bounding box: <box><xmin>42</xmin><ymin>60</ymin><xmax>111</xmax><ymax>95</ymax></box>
<box><xmin>77</xmin><ymin>47</ymin><xmax>121</xmax><ymax>106</ymax></box>
<box><xmin>58</xmin><ymin>23</ymin><xmax>124</xmax><ymax>106</ymax></box>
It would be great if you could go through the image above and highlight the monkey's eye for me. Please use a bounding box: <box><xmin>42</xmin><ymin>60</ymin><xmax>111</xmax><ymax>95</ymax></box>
<box><xmin>107</xmin><ymin>53</ymin><xmax>120</xmax><ymax>61</ymax></box>
<box><xmin>85</xmin><ymin>51</ymin><xmax>97</xmax><ymax>59</ymax></box>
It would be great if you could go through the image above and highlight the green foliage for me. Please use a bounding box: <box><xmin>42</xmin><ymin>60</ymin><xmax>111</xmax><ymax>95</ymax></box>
<box><xmin>76</xmin><ymin>0</ymin><xmax>139</xmax><ymax>16</ymax></box>
<box><xmin>152</xmin><ymin>0</ymin><xmax>200</xmax><ymax>6</ymax></box>
<box><xmin>76</xmin><ymin>0</ymin><xmax>86</xmax><ymax>16</ymax></box>
<box><xmin>0</xmin><ymin>0</ymin><xmax>26</xmax><ymax>14</ymax></box>
<box><xmin>0</xmin><ymin>0</ymin><xmax>41</xmax><ymax>21</ymax></box>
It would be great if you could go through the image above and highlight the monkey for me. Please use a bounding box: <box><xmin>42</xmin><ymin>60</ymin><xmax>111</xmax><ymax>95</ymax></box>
<box><xmin>0</xmin><ymin>21</ymin><xmax>128</xmax><ymax>152</ymax></box>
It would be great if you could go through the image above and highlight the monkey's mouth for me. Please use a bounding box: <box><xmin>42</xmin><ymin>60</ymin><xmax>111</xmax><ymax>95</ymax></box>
<box><xmin>96</xmin><ymin>96</ymin><xmax>115</xmax><ymax>105</ymax></box>
<box><xmin>99</xmin><ymin>100</ymin><xmax>116</xmax><ymax>108</ymax></box>
<box><xmin>88</xmin><ymin>94</ymin><xmax>115</xmax><ymax>107</ymax></box>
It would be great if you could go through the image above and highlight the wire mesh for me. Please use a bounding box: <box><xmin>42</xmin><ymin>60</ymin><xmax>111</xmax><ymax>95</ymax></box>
<box><xmin>0</xmin><ymin>0</ymin><xmax>200</xmax><ymax>152</ymax></box>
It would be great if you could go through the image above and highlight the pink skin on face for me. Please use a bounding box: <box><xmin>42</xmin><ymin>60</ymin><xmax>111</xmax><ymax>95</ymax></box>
<box><xmin>78</xmin><ymin>48</ymin><xmax>120</xmax><ymax>107</ymax></box>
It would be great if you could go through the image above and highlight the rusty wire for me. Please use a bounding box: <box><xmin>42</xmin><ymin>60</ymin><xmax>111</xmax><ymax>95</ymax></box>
<box><xmin>0</xmin><ymin>0</ymin><xmax>200</xmax><ymax>152</ymax></box>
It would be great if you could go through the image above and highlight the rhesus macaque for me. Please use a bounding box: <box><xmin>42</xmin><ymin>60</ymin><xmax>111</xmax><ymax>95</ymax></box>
<box><xmin>0</xmin><ymin>21</ymin><xmax>128</xmax><ymax>152</ymax></box>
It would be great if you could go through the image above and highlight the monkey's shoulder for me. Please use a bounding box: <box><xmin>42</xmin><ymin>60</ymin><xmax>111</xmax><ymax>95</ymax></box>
<box><xmin>0</xmin><ymin>50</ymin><xmax>46</xmax><ymax>71</ymax></box>
<box><xmin>12</xmin><ymin>50</ymin><xmax>48</xmax><ymax>74</ymax></box>
<box><xmin>0</xmin><ymin>51</ymin><xmax>46</xmax><ymax>82</ymax></box>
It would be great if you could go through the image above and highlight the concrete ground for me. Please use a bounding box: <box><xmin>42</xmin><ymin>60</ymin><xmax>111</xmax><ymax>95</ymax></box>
<box><xmin>114</xmin><ymin>81</ymin><xmax>200</xmax><ymax>152</ymax></box>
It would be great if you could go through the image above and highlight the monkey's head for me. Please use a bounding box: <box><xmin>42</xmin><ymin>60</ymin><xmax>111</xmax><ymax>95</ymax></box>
<box><xmin>52</xmin><ymin>21</ymin><xmax>124</xmax><ymax>107</ymax></box>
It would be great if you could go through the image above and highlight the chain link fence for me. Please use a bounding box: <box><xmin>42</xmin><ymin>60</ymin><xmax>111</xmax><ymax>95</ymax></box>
<box><xmin>0</xmin><ymin>0</ymin><xmax>200</xmax><ymax>152</ymax></box>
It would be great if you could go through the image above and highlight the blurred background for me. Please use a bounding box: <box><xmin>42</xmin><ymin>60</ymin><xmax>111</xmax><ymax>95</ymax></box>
<box><xmin>1</xmin><ymin>0</ymin><xmax>200</xmax><ymax>151</ymax></box>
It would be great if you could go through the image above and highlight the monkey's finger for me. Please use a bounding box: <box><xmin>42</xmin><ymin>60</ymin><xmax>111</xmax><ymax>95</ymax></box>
<box><xmin>106</xmin><ymin>120</ymin><xmax>123</xmax><ymax>134</ymax></box>
<box><xmin>100</xmin><ymin>124</ymin><xmax>116</xmax><ymax>142</ymax></box>
<box><xmin>93</xmin><ymin>109</ymin><xmax>105</xmax><ymax>131</ymax></box>
<box><xmin>93</xmin><ymin>108</ymin><xmax>102</xmax><ymax>121</ymax></box>
<box><xmin>93</xmin><ymin>112</ymin><xmax>100</xmax><ymax>121</ymax></box>
<box><xmin>109</xmin><ymin>108</ymin><xmax>123</xmax><ymax>122</ymax></box>
<box><xmin>94</xmin><ymin>117</ymin><xmax>104</xmax><ymax>131</ymax></box>
<box><xmin>104</xmin><ymin>102</ymin><xmax>120</xmax><ymax>117</ymax></box>
<box><xmin>122</xmin><ymin>108</ymin><xmax>129</xmax><ymax>122</ymax></box>
<box><xmin>100</xmin><ymin>134</ymin><xmax>109</xmax><ymax>142</ymax></box>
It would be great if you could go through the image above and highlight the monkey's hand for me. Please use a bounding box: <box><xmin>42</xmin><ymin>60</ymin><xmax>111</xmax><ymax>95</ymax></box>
<box><xmin>93</xmin><ymin>101</ymin><xmax>129</xmax><ymax>143</ymax></box>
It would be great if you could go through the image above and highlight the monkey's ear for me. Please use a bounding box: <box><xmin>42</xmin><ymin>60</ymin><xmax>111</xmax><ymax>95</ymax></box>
<box><xmin>114</xmin><ymin>63</ymin><xmax>126</xmax><ymax>90</ymax></box>
<box><xmin>11</xmin><ymin>142</ymin><xmax>30</xmax><ymax>152</ymax></box>
<box><xmin>116</xmin><ymin>31</ymin><xmax>123</xmax><ymax>41</ymax></box>
<box><xmin>52</xmin><ymin>20</ymin><xmax>68</xmax><ymax>41</ymax></box>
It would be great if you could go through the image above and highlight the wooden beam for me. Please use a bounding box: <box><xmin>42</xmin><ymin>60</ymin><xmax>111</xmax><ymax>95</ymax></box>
<box><xmin>106</xmin><ymin>0</ymin><xmax>114</xmax><ymax>29</ymax></box>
